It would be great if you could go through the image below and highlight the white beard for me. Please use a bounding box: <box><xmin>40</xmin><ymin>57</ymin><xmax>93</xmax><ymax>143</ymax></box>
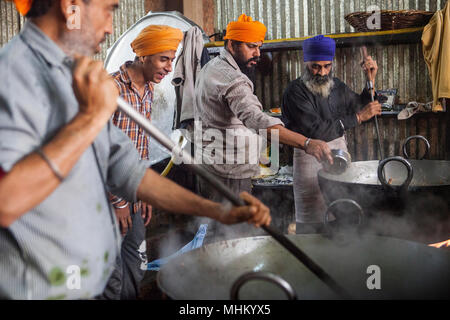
<box><xmin>303</xmin><ymin>78</ymin><xmax>335</xmax><ymax>98</ymax></box>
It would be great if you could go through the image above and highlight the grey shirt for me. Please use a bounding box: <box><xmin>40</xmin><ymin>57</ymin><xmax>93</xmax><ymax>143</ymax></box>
<box><xmin>0</xmin><ymin>22</ymin><xmax>147</xmax><ymax>299</ymax></box>
<box><xmin>194</xmin><ymin>49</ymin><xmax>283</xmax><ymax>179</ymax></box>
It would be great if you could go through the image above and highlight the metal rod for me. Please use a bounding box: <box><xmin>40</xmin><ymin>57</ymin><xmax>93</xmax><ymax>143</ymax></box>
<box><xmin>374</xmin><ymin>115</ymin><xmax>383</xmax><ymax>160</ymax></box>
<box><xmin>116</xmin><ymin>97</ymin><xmax>351</xmax><ymax>299</ymax></box>
<box><xmin>369</xmin><ymin>82</ymin><xmax>384</xmax><ymax>161</ymax></box>
<box><xmin>361</xmin><ymin>46</ymin><xmax>384</xmax><ymax>161</ymax></box>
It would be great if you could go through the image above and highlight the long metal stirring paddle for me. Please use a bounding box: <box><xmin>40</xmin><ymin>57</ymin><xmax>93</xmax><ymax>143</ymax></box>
<box><xmin>368</xmin><ymin>80</ymin><xmax>384</xmax><ymax>160</ymax></box>
<box><xmin>116</xmin><ymin>97</ymin><xmax>351</xmax><ymax>299</ymax></box>
<box><xmin>361</xmin><ymin>47</ymin><xmax>383</xmax><ymax>160</ymax></box>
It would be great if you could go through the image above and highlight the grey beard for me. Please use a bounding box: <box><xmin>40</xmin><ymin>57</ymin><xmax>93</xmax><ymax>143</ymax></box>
<box><xmin>60</xmin><ymin>33</ymin><xmax>95</xmax><ymax>56</ymax></box>
<box><xmin>59</xmin><ymin>12</ymin><xmax>99</xmax><ymax>57</ymax></box>
<box><xmin>301</xmin><ymin>67</ymin><xmax>334</xmax><ymax>98</ymax></box>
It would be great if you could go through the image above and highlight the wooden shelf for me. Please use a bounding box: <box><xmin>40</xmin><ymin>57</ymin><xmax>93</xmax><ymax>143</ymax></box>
<box><xmin>206</xmin><ymin>27</ymin><xmax>424</xmax><ymax>55</ymax></box>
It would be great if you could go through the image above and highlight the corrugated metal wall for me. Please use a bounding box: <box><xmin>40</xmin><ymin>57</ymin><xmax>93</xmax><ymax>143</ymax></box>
<box><xmin>0</xmin><ymin>1</ymin><xmax>23</xmax><ymax>47</ymax></box>
<box><xmin>215</xmin><ymin>0</ymin><xmax>446</xmax><ymax>39</ymax></box>
<box><xmin>215</xmin><ymin>0</ymin><xmax>449</xmax><ymax>160</ymax></box>
<box><xmin>0</xmin><ymin>0</ymin><xmax>147</xmax><ymax>61</ymax></box>
<box><xmin>347</xmin><ymin>113</ymin><xmax>449</xmax><ymax>160</ymax></box>
<box><xmin>215</xmin><ymin>0</ymin><xmax>446</xmax><ymax>106</ymax></box>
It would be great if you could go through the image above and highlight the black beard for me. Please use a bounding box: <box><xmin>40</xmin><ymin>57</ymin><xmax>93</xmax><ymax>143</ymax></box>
<box><xmin>238</xmin><ymin>63</ymin><xmax>256</xmax><ymax>81</ymax></box>
<box><xmin>233</xmin><ymin>52</ymin><xmax>259</xmax><ymax>83</ymax></box>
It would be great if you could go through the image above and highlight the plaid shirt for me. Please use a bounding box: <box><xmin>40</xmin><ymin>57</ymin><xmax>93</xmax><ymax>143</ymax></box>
<box><xmin>109</xmin><ymin>61</ymin><xmax>154</xmax><ymax>212</ymax></box>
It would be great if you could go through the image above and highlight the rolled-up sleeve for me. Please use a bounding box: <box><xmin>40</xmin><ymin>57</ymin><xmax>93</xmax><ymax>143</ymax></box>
<box><xmin>106</xmin><ymin>124</ymin><xmax>148</xmax><ymax>203</ymax></box>
<box><xmin>222</xmin><ymin>77</ymin><xmax>283</xmax><ymax>130</ymax></box>
<box><xmin>340</xmin><ymin>86</ymin><xmax>375</xmax><ymax>130</ymax></box>
<box><xmin>0</xmin><ymin>78</ymin><xmax>41</xmax><ymax>172</ymax></box>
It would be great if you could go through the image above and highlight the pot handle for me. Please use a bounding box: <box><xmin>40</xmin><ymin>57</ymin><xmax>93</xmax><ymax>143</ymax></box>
<box><xmin>402</xmin><ymin>135</ymin><xmax>430</xmax><ymax>160</ymax></box>
<box><xmin>230</xmin><ymin>271</ymin><xmax>297</xmax><ymax>300</ymax></box>
<box><xmin>323</xmin><ymin>199</ymin><xmax>364</xmax><ymax>228</ymax></box>
<box><xmin>377</xmin><ymin>156</ymin><xmax>413</xmax><ymax>190</ymax></box>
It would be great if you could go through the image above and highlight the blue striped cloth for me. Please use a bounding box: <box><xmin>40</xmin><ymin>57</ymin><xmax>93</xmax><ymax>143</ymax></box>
<box><xmin>147</xmin><ymin>224</ymin><xmax>208</xmax><ymax>271</ymax></box>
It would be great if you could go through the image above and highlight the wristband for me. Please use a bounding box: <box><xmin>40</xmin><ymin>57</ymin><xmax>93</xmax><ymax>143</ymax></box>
<box><xmin>36</xmin><ymin>148</ymin><xmax>65</xmax><ymax>182</ymax></box>
<box><xmin>305</xmin><ymin>138</ymin><xmax>311</xmax><ymax>149</ymax></box>
<box><xmin>111</xmin><ymin>197</ymin><xmax>124</xmax><ymax>205</ymax></box>
<box><xmin>114</xmin><ymin>202</ymin><xmax>129</xmax><ymax>209</ymax></box>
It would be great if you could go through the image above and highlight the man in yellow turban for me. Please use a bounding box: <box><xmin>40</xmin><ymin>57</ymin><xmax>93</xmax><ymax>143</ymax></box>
<box><xmin>106</xmin><ymin>24</ymin><xmax>183</xmax><ymax>299</ymax></box>
<box><xmin>194</xmin><ymin>14</ymin><xmax>332</xmax><ymax>241</ymax></box>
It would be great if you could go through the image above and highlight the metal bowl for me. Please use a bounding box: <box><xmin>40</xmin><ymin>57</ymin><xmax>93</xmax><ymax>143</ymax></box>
<box><xmin>323</xmin><ymin>149</ymin><xmax>352</xmax><ymax>175</ymax></box>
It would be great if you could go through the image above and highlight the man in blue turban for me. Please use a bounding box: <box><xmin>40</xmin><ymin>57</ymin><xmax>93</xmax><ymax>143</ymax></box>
<box><xmin>281</xmin><ymin>35</ymin><xmax>382</xmax><ymax>234</ymax></box>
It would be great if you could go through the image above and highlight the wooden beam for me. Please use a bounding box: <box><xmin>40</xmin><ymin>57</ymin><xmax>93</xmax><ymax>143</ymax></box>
<box><xmin>145</xmin><ymin>0</ymin><xmax>166</xmax><ymax>12</ymax></box>
<box><xmin>206</xmin><ymin>27</ymin><xmax>424</xmax><ymax>55</ymax></box>
<box><xmin>182</xmin><ymin>0</ymin><xmax>204</xmax><ymax>27</ymax></box>
<box><xmin>202</xmin><ymin>0</ymin><xmax>215</xmax><ymax>37</ymax></box>
<box><xmin>166</xmin><ymin>0</ymin><xmax>183</xmax><ymax>12</ymax></box>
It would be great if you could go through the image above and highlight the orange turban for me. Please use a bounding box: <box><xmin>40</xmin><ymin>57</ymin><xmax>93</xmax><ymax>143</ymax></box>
<box><xmin>6</xmin><ymin>0</ymin><xmax>33</xmax><ymax>15</ymax></box>
<box><xmin>223</xmin><ymin>14</ymin><xmax>267</xmax><ymax>43</ymax></box>
<box><xmin>131</xmin><ymin>25</ymin><xmax>183</xmax><ymax>57</ymax></box>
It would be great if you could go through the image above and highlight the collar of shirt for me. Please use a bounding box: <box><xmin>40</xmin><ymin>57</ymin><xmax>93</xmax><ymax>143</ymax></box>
<box><xmin>119</xmin><ymin>61</ymin><xmax>133</xmax><ymax>85</ymax></box>
<box><xmin>118</xmin><ymin>61</ymin><xmax>154</xmax><ymax>96</ymax></box>
<box><xmin>20</xmin><ymin>21</ymin><xmax>72</xmax><ymax>72</ymax></box>
<box><xmin>220</xmin><ymin>48</ymin><xmax>240</xmax><ymax>71</ymax></box>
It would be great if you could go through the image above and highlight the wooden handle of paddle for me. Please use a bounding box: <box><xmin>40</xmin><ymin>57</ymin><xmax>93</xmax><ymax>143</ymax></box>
<box><xmin>360</xmin><ymin>46</ymin><xmax>375</xmax><ymax>87</ymax></box>
<box><xmin>360</xmin><ymin>46</ymin><xmax>369</xmax><ymax>59</ymax></box>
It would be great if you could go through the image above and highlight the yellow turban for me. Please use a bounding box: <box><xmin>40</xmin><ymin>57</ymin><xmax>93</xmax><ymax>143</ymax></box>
<box><xmin>131</xmin><ymin>25</ymin><xmax>183</xmax><ymax>57</ymax></box>
<box><xmin>6</xmin><ymin>0</ymin><xmax>33</xmax><ymax>15</ymax></box>
<box><xmin>223</xmin><ymin>14</ymin><xmax>267</xmax><ymax>43</ymax></box>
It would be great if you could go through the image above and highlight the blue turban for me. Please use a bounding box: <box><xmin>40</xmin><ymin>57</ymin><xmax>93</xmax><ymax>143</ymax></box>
<box><xmin>303</xmin><ymin>35</ymin><xmax>336</xmax><ymax>62</ymax></box>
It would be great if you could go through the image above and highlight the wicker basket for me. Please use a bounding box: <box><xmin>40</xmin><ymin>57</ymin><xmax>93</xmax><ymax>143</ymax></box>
<box><xmin>345</xmin><ymin>10</ymin><xmax>434</xmax><ymax>32</ymax></box>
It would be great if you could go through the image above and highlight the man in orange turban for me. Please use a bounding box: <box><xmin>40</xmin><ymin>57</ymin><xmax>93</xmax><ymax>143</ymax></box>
<box><xmin>131</xmin><ymin>25</ymin><xmax>183</xmax><ymax>57</ymax></box>
<box><xmin>222</xmin><ymin>13</ymin><xmax>267</xmax><ymax>78</ymax></box>
<box><xmin>106</xmin><ymin>24</ymin><xmax>183</xmax><ymax>299</ymax></box>
<box><xmin>223</xmin><ymin>13</ymin><xmax>267</xmax><ymax>43</ymax></box>
<box><xmin>119</xmin><ymin>24</ymin><xmax>183</xmax><ymax>85</ymax></box>
<box><xmin>194</xmin><ymin>14</ymin><xmax>332</xmax><ymax>241</ymax></box>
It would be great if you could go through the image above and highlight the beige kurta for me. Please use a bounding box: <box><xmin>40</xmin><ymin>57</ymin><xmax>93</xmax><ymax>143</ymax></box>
<box><xmin>422</xmin><ymin>1</ymin><xmax>450</xmax><ymax>111</ymax></box>
<box><xmin>293</xmin><ymin>136</ymin><xmax>347</xmax><ymax>223</ymax></box>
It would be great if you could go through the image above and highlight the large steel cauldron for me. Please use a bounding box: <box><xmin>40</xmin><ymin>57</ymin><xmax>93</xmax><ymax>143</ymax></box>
<box><xmin>157</xmin><ymin>233</ymin><xmax>450</xmax><ymax>300</ymax></box>
<box><xmin>318</xmin><ymin>136</ymin><xmax>450</xmax><ymax>241</ymax></box>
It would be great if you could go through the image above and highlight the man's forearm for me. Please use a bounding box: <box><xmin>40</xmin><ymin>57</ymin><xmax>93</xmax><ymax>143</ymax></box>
<box><xmin>0</xmin><ymin>113</ymin><xmax>109</xmax><ymax>227</ymax></box>
<box><xmin>136</xmin><ymin>169</ymin><xmax>222</xmax><ymax>219</ymax></box>
<box><xmin>268</xmin><ymin>125</ymin><xmax>307</xmax><ymax>149</ymax></box>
